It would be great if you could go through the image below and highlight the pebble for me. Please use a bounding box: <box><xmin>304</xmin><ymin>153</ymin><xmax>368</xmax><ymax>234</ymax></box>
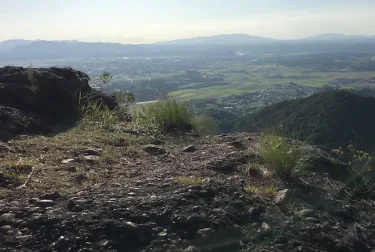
<box><xmin>261</xmin><ymin>222</ymin><xmax>271</xmax><ymax>231</ymax></box>
<box><xmin>40</xmin><ymin>191</ymin><xmax>61</xmax><ymax>201</ymax></box>
<box><xmin>183</xmin><ymin>246</ymin><xmax>200</xmax><ymax>252</ymax></box>
<box><xmin>0</xmin><ymin>213</ymin><xmax>16</xmax><ymax>225</ymax></box>
<box><xmin>35</xmin><ymin>199</ymin><xmax>55</xmax><ymax>208</ymax></box>
<box><xmin>305</xmin><ymin>217</ymin><xmax>319</xmax><ymax>223</ymax></box>
<box><xmin>299</xmin><ymin>209</ymin><xmax>315</xmax><ymax>217</ymax></box>
<box><xmin>197</xmin><ymin>228</ymin><xmax>213</xmax><ymax>236</ymax></box>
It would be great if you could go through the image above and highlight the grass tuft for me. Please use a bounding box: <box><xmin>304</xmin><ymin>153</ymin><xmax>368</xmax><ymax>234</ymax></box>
<box><xmin>244</xmin><ymin>184</ymin><xmax>277</xmax><ymax>197</ymax></box>
<box><xmin>135</xmin><ymin>97</ymin><xmax>216</xmax><ymax>135</ymax></box>
<box><xmin>258</xmin><ymin>133</ymin><xmax>307</xmax><ymax>178</ymax></box>
<box><xmin>177</xmin><ymin>176</ymin><xmax>203</xmax><ymax>185</ymax></box>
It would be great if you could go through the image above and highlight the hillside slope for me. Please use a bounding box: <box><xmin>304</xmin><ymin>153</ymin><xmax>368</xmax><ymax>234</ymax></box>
<box><xmin>1</xmin><ymin>130</ymin><xmax>375</xmax><ymax>252</ymax></box>
<box><xmin>236</xmin><ymin>90</ymin><xmax>375</xmax><ymax>150</ymax></box>
<box><xmin>1</xmin><ymin>68</ymin><xmax>375</xmax><ymax>252</ymax></box>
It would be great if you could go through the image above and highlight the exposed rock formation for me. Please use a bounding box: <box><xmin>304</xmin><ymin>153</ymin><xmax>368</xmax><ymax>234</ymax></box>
<box><xmin>0</xmin><ymin>66</ymin><xmax>117</xmax><ymax>140</ymax></box>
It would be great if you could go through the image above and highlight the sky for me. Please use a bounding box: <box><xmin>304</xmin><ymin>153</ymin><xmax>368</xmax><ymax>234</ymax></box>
<box><xmin>1</xmin><ymin>0</ymin><xmax>375</xmax><ymax>43</ymax></box>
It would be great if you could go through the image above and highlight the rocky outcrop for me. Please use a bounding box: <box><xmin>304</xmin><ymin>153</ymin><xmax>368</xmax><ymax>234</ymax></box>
<box><xmin>0</xmin><ymin>66</ymin><xmax>117</xmax><ymax>140</ymax></box>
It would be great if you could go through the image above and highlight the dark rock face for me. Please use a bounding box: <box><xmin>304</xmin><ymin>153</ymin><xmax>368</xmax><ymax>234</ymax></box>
<box><xmin>0</xmin><ymin>66</ymin><xmax>117</xmax><ymax>140</ymax></box>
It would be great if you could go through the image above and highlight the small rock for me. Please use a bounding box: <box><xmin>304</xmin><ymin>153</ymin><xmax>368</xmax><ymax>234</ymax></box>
<box><xmin>35</xmin><ymin>199</ymin><xmax>55</xmax><ymax>207</ymax></box>
<box><xmin>261</xmin><ymin>222</ymin><xmax>271</xmax><ymax>231</ymax></box>
<box><xmin>40</xmin><ymin>191</ymin><xmax>61</xmax><ymax>201</ymax></box>
<box><xmin>274</xmin><ymin>189</ymin><xmax>294</xmax><ymax>205</ymax></box>
<box><xmin>125</xmin><ymin>221</ymin><xmax>138</xmax><ymax>229</ymax></box>
<box><xmin>72</xmin><ymin>205</ymin><xmax>85</xmax><ymax>212</ymax></box>
<box><xmin>274</xmin><ymin>244</ymin><xmax>285</xmax><ymax>249</ymax></box>
<box><xmin>62</xmin><ymin>158</ymin><xmax>75</xmax><ymax>164</ymax></box>
<box><xmin>158</xmin><ymin>231</ymin><xmax>168</xmax><ymax>237</ymax></box>
<box><xmin>201</xmin><ymin>178</ymin><xmax>213</xmax><ymax>184</ymax></box>
<box><xmin>187</xmin><ymin>214</ymin><xmax>201</xmax><ymax>223</ymax></box>
<box><xmin>67</xmin><ymin>199</ymin><xmax>76</xmax><ymax>211</ymax></box>
<box><xmin>305</xmin><ymin>217</ymin><xmax>319</xmax><ymax>223</ymax></box>
<box><xmin>0</xmin><ymin>213</ymin><xmax>16</xmax><ymax>225</ymax></box>
<box><xmin>83</xmin><ymin>155</ymin><xmax>99</xmax><ymax>162</ymax></box>
<box><xmin>26</xmin><ymin>213</ymin><xmax>43</xmax><ymax>226</ymax></box>
<box><xmin>83</xmin><ymin>148</ymin><xmax>102</xmax><ymax>156</ymax></box>
<box><xmin>197</xmin><ymin>228</ymin><xmax>214</xmax><ymax>236</ymax></box>
<box><xmin>183</xmin><ymin>246</ymin><xmax>201</xmax><ymax>252</ymax></box>
<box><xmin>142</xmin><ymin>144</ymin><xmax>166</xmax><ymax>155</ymax></box>
<box><xmin>299</xmin><ymin>209</ymin><xmax>314</xmax><ymax>217</ymax></box>
<box><xmin>67</xmin><ymin>199</ymin><xmax>85</xmax><ymax>212</ymax></box>
<box><xmin>182</xmin><ymin>145</ymin><xmax>197</xmax><ymax>153</ymax></box>
<box><xmin>0</xmin><ymin>225</ymin><xmax>12</xmax><ymax>232</ymax></box>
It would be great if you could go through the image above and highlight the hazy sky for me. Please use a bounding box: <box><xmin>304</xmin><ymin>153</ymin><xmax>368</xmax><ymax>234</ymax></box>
<box><xmin>1</xmin><ymin>0</ymin><xmax>375</xmax><ymax>43</ymax></box>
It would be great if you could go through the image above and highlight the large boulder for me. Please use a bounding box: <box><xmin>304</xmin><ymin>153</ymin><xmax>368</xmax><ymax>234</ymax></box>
<box><xmin>0</xmin><ymin>66</ymin><xmax>117</xmax><ymax>140</ymax></box>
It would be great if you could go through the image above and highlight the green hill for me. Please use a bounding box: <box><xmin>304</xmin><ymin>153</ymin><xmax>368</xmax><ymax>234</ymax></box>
<box><xmin>235</xmin><ymin>90</ymin><xmax>375</xmax><ymax>150</ymax></box>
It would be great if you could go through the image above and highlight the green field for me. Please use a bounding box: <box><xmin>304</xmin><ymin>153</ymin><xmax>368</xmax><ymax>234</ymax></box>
<box><xmin>170</xmin><ymin>64</ymin><xmax>375</xmax><ymax>100</ymax></box>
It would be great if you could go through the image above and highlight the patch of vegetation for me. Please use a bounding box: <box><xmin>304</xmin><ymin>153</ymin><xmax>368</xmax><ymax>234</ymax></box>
<box><xmin>136</xmin><ymin>97</ymin><xmax>216</xmax><ymax>135</ymax></box>
<box><xmin>100</xmin><ymin>150</ymin><xmax>118</xmax><ymax>164</ymax></box>
<box><xmin>242</xmin><ymin>163</ymin><xmax>270</xmax><ymax>177</ymax></box>
<box><xmin>257</xmin><ymin>133</ymin><xmax>307</xmax><ymax>178</ymax></box>
<box><xmin>177</xmin><ymin>176</ymin><xmax>203</xmax><ymax>185</ymax></box>
<box><xmin>0</xmin><ymin>159</ymin><xmax>37</xmax><ymax>172</ymax></box>
<box><xmin>0</xmin><ymin>159</ymin><xmax>36</xmax><ymax>188</ymax></box>
<box><xmin>330</xmin><ymin>145</ymin><xmax>375</xmax><ymax>198</ymax></box>
<box><xmin>244</xmin><ymin>184</ymin><xmax>277</xmax><ymax>197</ymax></box>
<box><xmin>79</xmin><ymin>99</ymin><xmax>118</xmax><ymax>129</ymax></box>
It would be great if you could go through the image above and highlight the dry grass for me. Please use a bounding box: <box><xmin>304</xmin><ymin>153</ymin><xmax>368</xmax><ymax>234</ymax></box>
<box><xmin>177</xmin><ymin>176</ymin><xmax>203</xmax><ymax>185</ymax></box>
<box><xmin>244</xmin><ymin>184</ymin><xmax>278</xmax><ymax>197</ymax></box>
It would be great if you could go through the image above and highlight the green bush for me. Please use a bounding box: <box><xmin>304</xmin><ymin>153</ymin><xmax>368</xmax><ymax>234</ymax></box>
<box><xmin>258</xmin><ymin>133</ymin><xmax>306</xmax><ymax>177</ymax></box>
<box><xmin>136</xmin><ymin>98</ymin><xmax>216</xmax><ymax>135</ymax></box>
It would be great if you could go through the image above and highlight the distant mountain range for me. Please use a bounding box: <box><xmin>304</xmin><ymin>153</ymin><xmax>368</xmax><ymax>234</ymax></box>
<box><xmin>156</xmin><ymin>33</ymin><xmax>375</xmax><ymax>45</ymax></box>
<box><xmin>0</xmin><ymin>39</ymin><xmax>33</xmax><ymax>51</ymax></box>
<box><xmin>155</xmin><ymin>34</ymin><xmax>274</xmax><ymax>45</ymax></box>
<box><xmin>1</xmin><ymin>33</ymin><xmax>375</xmax><ymax>61</ymax></box>
<box><xmin>302</xmin><ymin>33</ymin><xmax>375</xmax><ymax>41</ymax></box>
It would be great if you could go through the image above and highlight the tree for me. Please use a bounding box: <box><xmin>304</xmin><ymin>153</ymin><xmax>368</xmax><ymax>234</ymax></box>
<box><xmin>98</xmin><ymin>71</ymin><xmax>112</xmax><ymax>91</ymax></box>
